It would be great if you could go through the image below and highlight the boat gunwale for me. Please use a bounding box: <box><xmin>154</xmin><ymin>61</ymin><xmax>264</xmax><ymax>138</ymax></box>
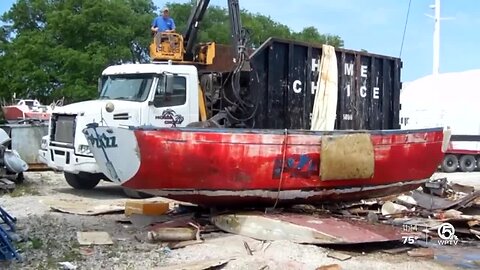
<box><xmin>116</xmin><ymin>125</ymin><xmax>445</xmax><ymax>136</ymax></box>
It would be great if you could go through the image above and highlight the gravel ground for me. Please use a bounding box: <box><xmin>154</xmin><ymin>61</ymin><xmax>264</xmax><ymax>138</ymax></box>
<box><xmin>0</xmin><ymin>171</ymin><xmax>472</xmax><ymax>270</ymax></box>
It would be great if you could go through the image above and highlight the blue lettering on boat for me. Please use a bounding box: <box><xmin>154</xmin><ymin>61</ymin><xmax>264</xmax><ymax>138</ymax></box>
<box><xmin>87</xmin><ymin>133</ymin><xmax>118</xmax><ymax>148</ymax></box>
<box><xmin>272</xmin><ymin>154</ymin><xmax>318</xmax><ymax>179</ymax></box>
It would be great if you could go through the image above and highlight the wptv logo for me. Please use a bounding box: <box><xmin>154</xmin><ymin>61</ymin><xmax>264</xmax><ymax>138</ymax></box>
<box><xmin>402</xmin><ymin>222</ymin><xmax>458</xmax><ymax>246</ymax></box>
<box><xmin>437</xmin><ymin>222</ymin><xmax>458</xmax><ymax>246</ymax></box>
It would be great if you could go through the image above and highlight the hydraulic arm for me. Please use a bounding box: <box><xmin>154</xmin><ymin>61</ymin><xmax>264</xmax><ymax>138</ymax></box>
<box><xmin>183</xmin><ymin>0</ymin><xmax>211</xmax><ymax>58</ymax></box>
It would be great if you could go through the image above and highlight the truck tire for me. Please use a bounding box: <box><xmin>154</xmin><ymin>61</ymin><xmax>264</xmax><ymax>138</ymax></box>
<box><xmin>122</xmin><ymin>187</ymin><xmax>154</xmax><ymax>199</ymax></box>
<box><xmin>64</xmin><ymin>172</ymin><xmax>101</xmax><ymax>190</ymax></box>
<box><xmin>441</xmin><ymin>154</ymin><xmax>458</xmax><ymax>173</ymax></box>
<box><xmin>459</xmin><ymin>155</ymin><xmax>476</xmax><ymax>172</ymax></box>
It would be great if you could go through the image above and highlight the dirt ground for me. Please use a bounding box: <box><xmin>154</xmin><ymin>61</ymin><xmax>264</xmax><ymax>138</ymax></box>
<box><xmin>0</xmin><ymin>171</ymin><xmax>476</xmax><ymax>270</ymax></box>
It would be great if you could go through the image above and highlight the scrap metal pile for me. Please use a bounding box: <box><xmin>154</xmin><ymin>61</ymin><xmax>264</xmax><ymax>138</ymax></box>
<box><xmin>129</xmin><ymin>178</ymin><xmax>478</xmax><ymax>240</ymax></box>
<box><xmin>108</xmin><ymin>178</ymin><xmax>478</xmax><ymax>269</ymax></box>
<box><xmin>34</xmin><ymin>176</ymin><xmax>479</xmax><ymax>269</ymax></box>
<box><xmin>329</xmin><ymin>177</ymin><xmax>480</xmax><ymax>243</ymax></box>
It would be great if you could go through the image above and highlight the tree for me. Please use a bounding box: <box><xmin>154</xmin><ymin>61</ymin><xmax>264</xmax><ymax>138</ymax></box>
<box><xmin>292</xmin><ymin>26</ymin><xmax>344</xmax><ymax>47</ymax></box>
<box><xmin>166</xmin><ymin>2</ymin><xmax>344</xmax><ymax>48</ymax></box>
<box><xmin>0</xmin><ymin>0</ymin><xmax>344</xmax><ymax>103</ymax></box>
<box><xmin>0</xmin><ymin>0</ymin><xmax>156</xmax><ymax>103</ymax></box>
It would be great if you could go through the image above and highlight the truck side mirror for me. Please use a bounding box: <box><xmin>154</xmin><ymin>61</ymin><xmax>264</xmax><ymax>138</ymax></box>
<box><xmin>165</xmin><ymin>74</ymin><xmax>174</xmax><ymax>95</ymax></box>
<box><xmin>98</xmin><ymin>77</ymin><xmax>103</xmax><ymax>93</ymax></box>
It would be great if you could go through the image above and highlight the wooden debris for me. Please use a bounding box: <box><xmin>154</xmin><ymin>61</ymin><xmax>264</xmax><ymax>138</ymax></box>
<box><xmin>443</xmin><ymin>209</ymin><xmax>463</xmax><ymax>219</ymax></box>
<box><xmin>125</xmin><ymin>200</ymin><xmax>170</xmax><ymax>217</ymax></box>
<box><xmin>147</xmin><ymin>227</ymin><xmax>197</xmax><ymax>243</ymax></box>
<box><xmin>382</xmin><ymin>247</ymin><xmax>412</xmax><ymax>254</ymax></box>
<box><xmin>77</xmin><ymin>232</ymin><xmax>113</xmax><ymax>245</ymax></box>
<box><xmin>327</xmin><ymin>251</ymin><xmax>352</xmax><ymax>261</ymax></box>
<box><xmin>451</xmin><ymin>183</ymin><xmax>475</xmax><ymax>195</ymax></box>
<box><xmin>152</xmin><ymin>258</ymin><xmax>235</xmax><ymax>270</ymax></box>
<box><xmin>412</xmin><ymin>190</ymin><xmax>480</xmax><ymax>211</ymax></box>
<box><xmin>407</xmin><ymin>248</ymin><xmax>434</xmax><ymax>259</ymax></box>
<box><xmin>316</xmin><ymin>264</ymin><xmax>342</xmax><ymax>270</ymax></box>
<box><xmin>0</xmin><ymin>178</ymin><xmax>15</xmax><ymax>190</ymax></box>
<box><xmin>468</xmin><ymin>220</ymin><xmax>480</xmax><ymax>227</ymax></box>
<box><xmin>41</xmin><ymin>196</ymin><xmax>126</xmax><ymax>216</ymax></box>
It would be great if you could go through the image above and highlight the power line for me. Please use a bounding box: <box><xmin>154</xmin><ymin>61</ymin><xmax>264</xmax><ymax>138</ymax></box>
<box><xmin>399</xmin><ymin>0</ymin><xmax>412</xmax><ymax>58</ymax></box>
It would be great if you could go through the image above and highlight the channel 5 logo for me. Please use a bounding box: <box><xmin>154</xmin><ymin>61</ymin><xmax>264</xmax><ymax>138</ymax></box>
<box><xmin>437</xmin><ymin>223</ymin><xmax>458</xmax><ymax>246</ymax></box>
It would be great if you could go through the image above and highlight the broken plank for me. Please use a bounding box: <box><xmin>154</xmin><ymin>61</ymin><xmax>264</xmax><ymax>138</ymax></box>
<box><xmin>451</xmin><ymin>183</ymin><xmax>475</xmax><ymax>194</ymax></box>
<box><xmin>316</xmin><ymin>264</ymin><xmax>342</xmax><ymax>270</ymax></box>
<box><xmin>40</xmin><ymin>196</ymin><xmax>126</xmax><ymax>216</ymax></box>
<box><xmin>152</xmin><ymin>258</ymin><xmax>235</xmax><ymax>270</ymax></box>
<box><xmin>327</xmin><ymin>251</ymin><xmax>352</xmax><ymax>261</ymax></box>
<box><xmin>125</xmin><ymin>200</ymin><xmax>170</xmax><ymax>217</ymax></box>
<box><xmin>407</xmin><ymin>248</ymin><xmax>434</xmax><ymax>259</ymax></box>
<box><xmin>0</xmin><ymin>178</ymin><xmax>15</xmax><ymax>190</ymax></box>
<box><xmin>382</xmin><ymin>247</ymin><xmax>412</xmax><ymax>254</ymax></box>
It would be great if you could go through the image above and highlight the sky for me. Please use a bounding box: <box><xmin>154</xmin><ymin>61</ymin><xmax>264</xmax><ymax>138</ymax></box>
<box><xmin>1</xmin><ymin>0</ymin><xmax>479</xmax><ymax>82</ymax></box>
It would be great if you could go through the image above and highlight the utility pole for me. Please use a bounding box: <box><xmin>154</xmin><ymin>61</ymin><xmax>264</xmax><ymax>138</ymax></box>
<box><xmin>432</xmin><ymin>0</ymin><xmax>440</xmax><ymax>75</ymax></box>
<box><xmin>426</xmin><ymin>0</ymin><xmax>454</xmax><ymax>75</ymax></box>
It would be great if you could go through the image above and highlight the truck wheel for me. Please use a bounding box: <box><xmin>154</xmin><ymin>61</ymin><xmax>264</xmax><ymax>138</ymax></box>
<box><xmin>122</xmin><ymin>187</ymin><xmax>154</xmax><ymax>199</ymax></box>
<box><xmin>459</xmin><ymin>155</ymin><xmax>476</xmax><ymax>172</ymax></box>
<box><xmin>441</xmin><ymin>154</ymin><xmax>458</xmax><ymax>173</ymax></box>
<box><xmin>64</xmin><ymin>172</ymin><xmax>101</xmax><ymax>190</ymax></box>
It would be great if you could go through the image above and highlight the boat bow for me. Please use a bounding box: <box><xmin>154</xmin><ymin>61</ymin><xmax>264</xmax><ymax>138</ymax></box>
<box><xmin>82</xmin><ymin>123</ymin><xmax>141</xmax><ymax>184</ymax></box>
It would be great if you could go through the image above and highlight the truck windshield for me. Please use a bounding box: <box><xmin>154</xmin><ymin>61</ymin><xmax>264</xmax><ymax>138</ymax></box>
<box><xmin>98</xmin><ymin>74</ymin><xmax>154</xmax><ymax>102</ymax></box>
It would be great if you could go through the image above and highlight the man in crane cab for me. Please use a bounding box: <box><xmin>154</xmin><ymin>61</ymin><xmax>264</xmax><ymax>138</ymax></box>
<box><xmin>151</xmin><ymin>7</ymin><xmax>176</xmax><ymax>33</ymax></box>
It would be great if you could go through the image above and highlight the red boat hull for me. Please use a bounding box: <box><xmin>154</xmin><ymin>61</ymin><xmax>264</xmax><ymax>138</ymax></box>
<box><xmin>2</xmin><ymin>106</ymin><xmax>50</xmax><ymax>122</ymax></box>
<box><xmin>83</xmin><ymin>126</ymin><xmax>449</xmax><ymax>207</ymax></box>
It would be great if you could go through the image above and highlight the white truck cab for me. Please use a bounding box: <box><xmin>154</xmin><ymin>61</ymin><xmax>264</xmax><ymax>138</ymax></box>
<box><xmin>38</xmin><ymin>62</ymin><xmax>200</xmax><ymax>192</ymax></box>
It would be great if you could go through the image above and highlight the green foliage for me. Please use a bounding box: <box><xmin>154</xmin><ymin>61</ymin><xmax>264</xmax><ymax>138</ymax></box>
<box><xmin>0</xmin><ymin>0</ymin><xmax>156</xmax><ymax>103</ymax></box>
<box><xmin>166</xmin><ymin>2</ymin><xmax>344</xmax><ymax>48</ymax></box>
<box><xmin>292</xmin><ymin>26</ymin><xmax>344</xmax><ymax>47</ymax></box>
<box><xmin>0</xmin><ymin>0</ymin><xmax>343</xmax><ymax>103</ymax></box>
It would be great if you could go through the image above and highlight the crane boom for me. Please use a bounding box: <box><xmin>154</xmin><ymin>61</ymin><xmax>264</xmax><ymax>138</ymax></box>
<box><xmin>183</xmin><ymin>0</ymin><xmax>211</xmax><ymax>59</ymax></box>
<box><xmin>227</xmin><ymin>0</ymin><xmax>245</xmax><ymax>63</ymax></box>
